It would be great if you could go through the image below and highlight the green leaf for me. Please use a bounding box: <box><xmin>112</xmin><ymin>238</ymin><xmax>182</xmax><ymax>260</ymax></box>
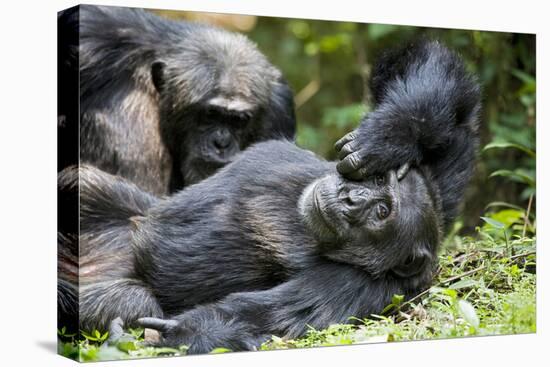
<box><xmin>442</xmin><ymin>288</ymin><xmax>458</xmax><ymax>299</ymax></box>
<box><xmin>81</xmin><ymin>331</ymin><xmax>97</xmax><ymax>341</ymax></box>
<box><xmin>210</xmin><ymin>347</ymin><xmax>232</xmax><ymax>354</ymax></box>
<box><xmin>508</xmin><ymin>264</ymin><xmax>521</xmax><ymax>277</ymax></box>
<box><xmin>381</xmin><ymin>303</ymin><xmax>396</xmax><ymax>314</ymax></box>
<box><xmin>510</xmin><ymin>69</ymin><xmax>536</xmax><ymax>85</ymax></box>
<box><xmin>101</xmin><ymin>331</ymin><xmax>109</xmax><ymax>341</ymax></box>
<box><xmin>458</xmin><ymin>299</ymin><xmax>480</xmax><ymax>328</ymax></box>
<box><xmin>117</xmin><ymin>341</ymin><xmax>138</xmax><ymax>352</ymax></box>
<box><xmin>485</xmin><ymin>202</ymin><xmax>524</xmax><ymax>211</ymax></box>
<box><xmin>483</xmin><ymin>141</ymin><xmax>535</xmax><ymax>158</ymax></box>
<box><xmin>449</xmin><ymin>279</ymin><xmax>478</xmax><ymax>290</ymax></box>
<box><xmin>391</xmin><ymin>294</ymin><xmax>405</xmax><ymax>305</ymax></box>
<box><xmin>488</xmin><ymin>209</ymin><xmax>525</xmax><ymax>228</ymax></box>
<box><xmin>481</xmin><ymin>216</ymin><xmax>505</xmax><ymax>229</ymax></box>
<box><xmin>489</xmin><ymin>169</ymin><xmax>535</xmax><ymax>187</ymax></box>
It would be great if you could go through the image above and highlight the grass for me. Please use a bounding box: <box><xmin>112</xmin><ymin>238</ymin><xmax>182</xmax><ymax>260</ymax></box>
<box><xmin>58</xmin><ymin>213</ymin><xmax>536</xmax><ymax>362</ymax></box>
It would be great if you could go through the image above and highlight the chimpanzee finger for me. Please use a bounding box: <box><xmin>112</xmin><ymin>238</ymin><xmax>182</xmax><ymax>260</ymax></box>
<box><xmin>337</xmin><ymin>140</ymin><xmax>360</xmax><ymax>161</ymax></box>
<box><xmin>397</xmin><ymin>162</ymin><xmax>411</xmax><ymax>181</ymax></box>
<box><xmin>334</xmin><ymin>131</ymin><xmax>357</xmax><ymax>152</ymax></box>
<box><xmin>336</xmin><ymin>151</ymin><xmax>364</xmax><ymax>175</ymax></box>
<box><xmin>345</xmin><ymin>168</ymin><xmax>369</xmax><ymax>181</ymax></box>
<box><xmin>137</xmin><ymin>317</ymin><xmax>178</xmax><ymax>333</ymax></box>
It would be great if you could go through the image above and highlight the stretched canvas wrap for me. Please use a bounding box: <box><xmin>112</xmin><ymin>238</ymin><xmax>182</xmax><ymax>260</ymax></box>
<box><xmin>57</xmin><ymin>4</ymin><xmax>536</xmax><ymax>362</ymax></box>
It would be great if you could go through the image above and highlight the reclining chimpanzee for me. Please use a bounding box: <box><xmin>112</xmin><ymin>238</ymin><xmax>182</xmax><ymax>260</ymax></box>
<box><xmin>58</xmin><ymin>40</ymin><xmax>480</xmax><ymax>354</ymax></box>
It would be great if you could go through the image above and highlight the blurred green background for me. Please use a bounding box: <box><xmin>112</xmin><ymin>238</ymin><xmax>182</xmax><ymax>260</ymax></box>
<box><xmin>154</xmin><ymin>10</ymin><xmax>536</xmax><ymax>233</ymax></box>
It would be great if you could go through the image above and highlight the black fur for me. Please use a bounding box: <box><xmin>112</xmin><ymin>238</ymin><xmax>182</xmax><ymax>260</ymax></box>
<box><xmin>57</xmin><ymin>40</ymin><xmax>480</xmax><ymax>354</ymax></box>
<box><xmin>336</xmin><ymin>40</ymin><xmax>481</xmax><ymax>229</ymax></box>
<box><xmin>59</xmin><ymin>5</ymin><xmax>295</xmax><ymax>194</ymax></box>
<box><xmin>61</xmin><ymin>139</ymin><xmax>440</xmax><ymax>351</ymax></box>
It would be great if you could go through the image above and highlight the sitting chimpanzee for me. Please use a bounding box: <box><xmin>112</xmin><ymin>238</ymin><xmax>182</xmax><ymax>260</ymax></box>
<box><xmin>58</xmin><ymin>5</ymin><xmax>295</xmax><ymax>194</ymax></box>
<box><xmin>58</xmin><ymin>40</ymin><xmax>480</xmax><ymax>354</ymax></box>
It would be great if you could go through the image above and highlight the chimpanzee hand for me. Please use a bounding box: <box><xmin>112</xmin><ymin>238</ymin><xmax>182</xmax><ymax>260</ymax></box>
<box><xmin>334</xmin><ymin>114</ymin><xmax>421</xmax><ymax>181</ymax></box>
<box><xmin>137</xmin><ymin>309</ymin><xmax>269</xmax><ymax>355</ymax></box>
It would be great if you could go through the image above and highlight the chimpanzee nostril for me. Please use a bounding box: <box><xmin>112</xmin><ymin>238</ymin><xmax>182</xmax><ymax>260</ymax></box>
<box><xmin>341</xmin><ymin>189</ymin><xmax>369</xmax><ymax>224</ymax></box>
<box><xmin>211</xmin><ymin>130</ymin><xmax>232</xmax><ymax>151</ymax></box>
<box><xmin>343</xmin><ymin>196</ymin><xmax>354</xmax><ymax>207</ymax></box>
<box><xmin>213</xmin><ymin>138</ymin><xmax>229</xmax><ymax>149</ymax></box>
<box><xmin>346</xmin><ymin>189</ymin><xmax>365</xmax><ymax>207</ymax></box>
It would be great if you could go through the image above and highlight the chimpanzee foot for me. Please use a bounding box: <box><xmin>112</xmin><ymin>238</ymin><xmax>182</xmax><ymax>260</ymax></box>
<box><xmin>106</xmin><ymin>316</ymin><xmax>125</xmax><ymax>344</ymax></box>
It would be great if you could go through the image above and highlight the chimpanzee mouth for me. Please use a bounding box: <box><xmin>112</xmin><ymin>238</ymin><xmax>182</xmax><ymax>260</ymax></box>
<box><xmin>311</xmin><ymin>185</ymin><xmax>345</xmax><ymax>238</ymax></box>
<box><xmin>312</xmin><ymin>189</ymin><xmax>331</xmax><ymax>229</ymax></box>
<box><xmin>188</xmin><ymin>157</ymin><xmax>231</xmax><ymax>177</ymax></box>
<box><xmin>199</xmin><ymin>157</ymin><xmax>231</xmax><ymax>169</ymax></box>
<box><xmin>181</xmin><ymin>158</ymin><xmax>229</xmax><ymax>186</ymax></box>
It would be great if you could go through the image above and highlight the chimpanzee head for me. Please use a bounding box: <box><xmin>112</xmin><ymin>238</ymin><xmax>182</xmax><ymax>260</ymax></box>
<box><xmin>150</xmin><ymin>27</ymin><xmax>295</xmax><ymax>188</ymax></box>
<box><xmin>299</xmin><ymin>164</ymin><xmax>442</xmax><ymax>282</ymax></box>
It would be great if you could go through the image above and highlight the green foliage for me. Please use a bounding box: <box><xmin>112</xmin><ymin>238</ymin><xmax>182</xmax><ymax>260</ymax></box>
<box><xmin>210</xmin><ymin>347</ymin><xmax>233</xmax><ymax>354</ymax></box>
<box><xmin>58</xmin><ymin>328</ymin><xmax>185</xmax><ymax>362</ymax></box>
<box><xmin>483</xmin><ymin>141</ymin><xmax>535</xmax><ymax>158</ymax></box>
<box><xmin>81</xmin><ymin>329</ymin><xmax>109</xmax><ymax>343</ymax></box>
<box><xmin>483</xmin><ymin>139</ymin><xmax>536</xmax><ymax>206</ymax></box>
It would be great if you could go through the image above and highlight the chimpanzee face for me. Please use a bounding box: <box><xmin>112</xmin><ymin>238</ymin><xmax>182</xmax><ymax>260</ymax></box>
<box><xmin>151</xmin><ymin>40</ymin><xmax>296</xmax><ymax>191</ymax></box>
<box><xmin>299</xmin><ymin>165</ymin><xmax>441</xmax><ymax>279</ymax></box>
<box><xmin>176</xmin><ymin>98</ymin><xmax>263</xmax><ymax>186</ymax></box>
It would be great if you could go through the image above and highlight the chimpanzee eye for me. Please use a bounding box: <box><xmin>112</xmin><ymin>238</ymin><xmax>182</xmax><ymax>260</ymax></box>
<box><xmin>374</xmin><ymin>174</ymin><xmax>386</xmax><ymax>186</ymax></box>
<box><xmin>376</xmin><ymin>202</ymin><xmax>390</xmax><ymax>220</ymax></box>
<box><xmin>206</xmin><ymin>107</ymin><xmax>218</xmax><ymax>119</ymax></box>
<box><xmin>237</xmin><ymin>112</ymin><xmax>252</xmax><ymax>123</ymax></box>
<box><xmin>227</xmin><ymin>114</ymin><xmax>250</xmax><ymax>129</ymax></box>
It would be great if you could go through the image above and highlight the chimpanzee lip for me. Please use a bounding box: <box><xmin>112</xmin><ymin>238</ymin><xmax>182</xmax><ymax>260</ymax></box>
<box><xmin>196</xmin><ymin>157</ymin><xmax>231</xmax><ymax>169</ymax></box>
<box><xmin>312</xmin><ymin>187</ymin><xmax>337</xmax><ymax>234</ymax></box>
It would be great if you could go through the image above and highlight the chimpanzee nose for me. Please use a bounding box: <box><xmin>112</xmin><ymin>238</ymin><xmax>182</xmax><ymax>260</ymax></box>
<box><xmin>211</xmin><ymin>130</ymin><xmax>232</xmax><ymax>151</ymax></box>
<box><xmin>343</xmin><ymin>189</ymin><xmax>368</xmax><ymax>209</ymax></box>
<box><xmin>341</xmin><ymin>188</ymin><xmax>372</xmax><ymax>222</ymax></box>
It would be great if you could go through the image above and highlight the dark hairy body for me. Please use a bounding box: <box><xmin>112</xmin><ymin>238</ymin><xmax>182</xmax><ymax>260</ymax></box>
<box><xmin>58</xmin><ymin>5</ymin><xmax>295</xmax><ymax>194</ymax></box>
<box><xmin>58</xmin><ymin>40</ymin><xmax>481</xmax><ymax>354</ymax></box>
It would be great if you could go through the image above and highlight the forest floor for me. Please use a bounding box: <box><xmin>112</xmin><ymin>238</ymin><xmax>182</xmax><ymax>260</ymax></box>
<box><xmin>58</xmin><ymin>222</ymin><xmax>536</xmax><ymax>362</ymax></box>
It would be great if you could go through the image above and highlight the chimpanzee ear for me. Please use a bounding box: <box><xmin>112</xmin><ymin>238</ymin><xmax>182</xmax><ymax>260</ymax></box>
<box><xmin>151</xmin><ymin>61</ymin><xmax>166</xmax><ymax>93</ymax></box>
<box><xmin>262</xmin><ymin>77</ymin><xmax>296</xmax><ymax>140</ymax></box>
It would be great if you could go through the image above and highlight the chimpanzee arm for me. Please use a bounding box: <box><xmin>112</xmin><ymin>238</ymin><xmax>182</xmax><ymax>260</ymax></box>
<box><xmin>335</xmin><ymin>41</ymin><xmax>481</xmax><ymax>227</ymax></box>
<box><xmin>138</xmin><ymin>261</ymin><xmax>408</xmax><ymax>354</ymax></box>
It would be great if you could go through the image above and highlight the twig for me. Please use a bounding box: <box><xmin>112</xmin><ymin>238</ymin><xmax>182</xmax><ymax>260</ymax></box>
<box><xmin>522</xmin><ymin>194</ymin><xmax>534</xmax><ymax>238</ymax></box>
<box><xmin>509</xmin><ymin>250</ymin><xmax>536</xmax><ymax>260</ymax></box>
<box><xmin>353</xmin><ymin>23</ymin><xmax>370</xmax><ymax>105</ymax></box>
<box><xmin>294</xmin><ymin>79</ymin><xmax>320</xmax><ymax>109</ymax></box>
<box><xmin>294</xmin><ymin>53</ymin><xmax>321</xmax><ymax>109</ymax></box>
<box><xmin>440</xmin><ymin>265</ymin><xmax>487</xmax><ymax>285</ymax></box>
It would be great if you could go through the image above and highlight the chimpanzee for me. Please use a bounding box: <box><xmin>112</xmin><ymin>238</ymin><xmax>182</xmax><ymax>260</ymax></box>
<box><xmin>57</xmin><ymin>40</ymin><xmax>480</xmax><ymax>354</ymax></box>
<box><xmin>58</xmin><ymin>5</ymin><xmax>295</xmax><ymax>194</ymax></box>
